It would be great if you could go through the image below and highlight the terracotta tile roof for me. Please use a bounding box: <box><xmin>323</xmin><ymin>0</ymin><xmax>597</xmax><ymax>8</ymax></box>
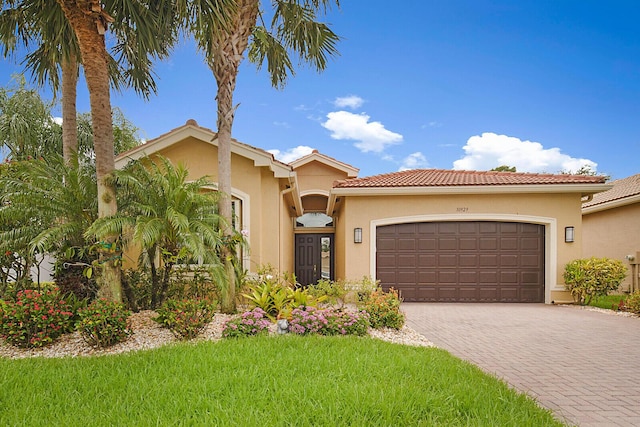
<box><xmin>333</xmin><ymin>169</ymin><xmax>608</xmax><ymax>188</ymax></box>
<box><xmin>583</xmin><ymin>174</ymin><xmax>640</xmax><ymax>208</ymax></box>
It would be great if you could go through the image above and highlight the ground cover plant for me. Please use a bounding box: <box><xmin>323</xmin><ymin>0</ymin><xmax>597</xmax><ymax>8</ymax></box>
<box><xmin>0</xmin><ymin>336</ymin><xmax>565</xmax><ymax>426</ymax></box>
<box><xmin>588</xmin><ymin>294</ymin><xmax>628</xmax><ymax>311</ymax></box>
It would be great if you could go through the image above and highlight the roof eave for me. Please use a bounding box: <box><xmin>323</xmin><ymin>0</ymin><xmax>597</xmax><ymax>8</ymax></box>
<box><xmin>331</xmin><ymin>183</ymin><xmax>613</xmax><ymax>196</ymax></box>
<box><xmin>582</xmin><ymin>193</ymin><xmax>640</xmax><ymax>215</ymax></box>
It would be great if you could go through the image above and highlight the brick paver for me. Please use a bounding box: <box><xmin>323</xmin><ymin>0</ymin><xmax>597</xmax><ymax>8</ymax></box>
<box><xmin>403</xmin><ymin>303</ymin><xmax>640</xmax><ymax>427</ymax></box>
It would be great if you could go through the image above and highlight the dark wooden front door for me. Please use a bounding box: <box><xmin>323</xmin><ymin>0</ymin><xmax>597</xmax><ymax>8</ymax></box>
<box><xmin>295</xmin><ymin>234</ymin><xmax>334</xmax><ymax>286</ymax></box>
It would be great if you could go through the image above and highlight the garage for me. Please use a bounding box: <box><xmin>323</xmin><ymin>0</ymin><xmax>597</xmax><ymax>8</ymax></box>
<box><xmin>376</xmin><ymin>221</ymin><xmax>544</xmax><ymax>302</ymax></box>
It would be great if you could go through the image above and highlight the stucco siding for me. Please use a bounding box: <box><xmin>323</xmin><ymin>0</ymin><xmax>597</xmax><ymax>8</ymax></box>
<box><xmin>583</xmin><ymin>203</ymin><xmax>640</xmax><ymax>291</ymax></box>
<box><xmin>338</xmin><ymin>192</ymin><xmax>584</xmax><ymax>302</ymax></box>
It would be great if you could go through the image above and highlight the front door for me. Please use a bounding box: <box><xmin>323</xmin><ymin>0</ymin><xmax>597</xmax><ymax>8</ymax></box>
<box><xmin>295</xmin><ymin>234</ymin><xmax>334</xmax><ymax>286</ymax></box>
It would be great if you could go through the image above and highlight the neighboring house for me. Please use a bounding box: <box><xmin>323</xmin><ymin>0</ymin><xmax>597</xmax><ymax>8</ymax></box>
<box><xmin>116</xmin><ymin>120</ymin><xmax>610</xmax><ymax>304</ymax></box>
<box><xmin>582</xmin><ymin>174</ymin><xmax>640</xmax><ymax>293</ymax></box>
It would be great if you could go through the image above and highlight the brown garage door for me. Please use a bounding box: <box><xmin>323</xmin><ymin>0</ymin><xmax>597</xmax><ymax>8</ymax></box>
<box><xmin>376</xmin><ymin>221</ymin><xmax>544</xmax><ymax>302</ymax></box>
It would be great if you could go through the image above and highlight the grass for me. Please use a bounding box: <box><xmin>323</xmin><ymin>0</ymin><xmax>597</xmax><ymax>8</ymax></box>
<box><xmin>588</xmin><ymin>294</ymin><xmax>627</xmax><ymax>310</ymax></box>
<box><xmin>0</xmin><ymin>335</ymin><xmax>564</xmax><ymax>426</ymax></box>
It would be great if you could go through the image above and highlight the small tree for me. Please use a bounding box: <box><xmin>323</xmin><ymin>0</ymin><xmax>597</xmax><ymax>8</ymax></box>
<box><xmin>563</xmin><ymin>257</ymin><xmax>627</xmax><ymax>305</ymax></box>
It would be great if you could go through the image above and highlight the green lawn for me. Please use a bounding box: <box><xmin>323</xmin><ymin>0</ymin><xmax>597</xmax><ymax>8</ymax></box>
<box><xmin>588</xmin><ymin>294</ymin><xmax>627</xmax><ymax>310</ymax></box>
<box><xmin>0</xmin><ymin>335</ymin><xmax>564</xmax><ymax>426</ymax></box>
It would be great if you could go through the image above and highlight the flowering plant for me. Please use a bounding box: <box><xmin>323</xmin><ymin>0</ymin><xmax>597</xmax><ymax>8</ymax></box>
<box><xmin>0</xmin><ymin>289</ymin><xmax>74</xmax><ymax>348</ymax></box>
<box><xmin>222</xmin><ymin>307</ymin><xmax>271</xmax><ymax>338</ymax></box>
<box><xmin>77</xmin><ymin>299</ymin><xmax>131</xmax><ymax>348</ymax></box>
<box><xmin>154</xmin><ymin>298</ymin><xmax>216</xmax><ymax>340</ymax></box>
<box><xmin>289</xmin><ymin>306</ymin><xmax>369</xmax><ymax>336</ymax></box>
<box><xmin>362</xmin><ymin>287</ymin><xmax>405</xmax><ymax>330</ymax></box>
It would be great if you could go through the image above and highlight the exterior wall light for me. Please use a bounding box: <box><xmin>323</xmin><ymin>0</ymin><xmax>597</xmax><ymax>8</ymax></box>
<box><xmin>564</xmin><ymin>226</ymin><xmax>575</xmax><ymax>243</ymax></box>
<box><xmin>354</xmin><ymin>227</ymin><xmax>363</xmax><ymax>244</ymax></box>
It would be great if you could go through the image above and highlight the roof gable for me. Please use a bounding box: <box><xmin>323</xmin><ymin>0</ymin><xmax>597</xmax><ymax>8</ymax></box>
<box><xmin>290</xmin><ymin>150</ymin><xmax>358</xmax><ymax>178</ymax></box>
<box><xmin>115</xmin><ymin>119</ymin><xmax>292</xmax><ymax>178</ymax></box>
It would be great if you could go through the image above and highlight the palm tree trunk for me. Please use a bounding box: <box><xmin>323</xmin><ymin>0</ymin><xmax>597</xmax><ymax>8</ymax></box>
<box><xmin>211</xmin><ymin>0</ymin><xmax>259</xmax><ymax>314</ymax></box>
<box><xmin>56</xmin><ymin>0</ymin><xmax>121</xmax><ymax>302</ymax></box>
<box><xmin>61</xmin><ymin>53</ymin><xmax>78</xmax><ymax>166</ymax></box>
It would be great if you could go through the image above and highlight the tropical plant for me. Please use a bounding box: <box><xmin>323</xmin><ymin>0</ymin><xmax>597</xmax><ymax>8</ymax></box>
<box><xmin>288</xmin><ymin>306</ymin><xmax>369</xmax><ymax>336</ymax></box>
<box><xmin>76</xmin><ymin>298</ymin><xmax>131</xmax><ymax>348</ymax></box>
<box><xmin>0</xmin><ymin>76</ymin><xmax>62</xmax><ymax>160</ymax></box>
<box><xmin>563</xmin><ymin>257</ymin><xmax>628</xmax><ymax>305</ymax></box>
<box><xmin>87</xmin><ymin>156</ymin><xmax>227</xmax><ymax>308</ymax></box>
<box><xmin>362</xmin><ymin>287</ymin><xmax>405</xmax><ymax>330</ymax></box>
<box><xmin>189</xmin><ymin>0</ymin><xmax>340</xmax><ymax>313</ymax></box>
<box><xmin>0</xmin><ymin>154</ymin><xmax>100</xmax><ymax>297</ymax></box>
<box><xmin>154</xmin><ymin>297</ymin><xmax>216</xmax><ymax>340</ymax></box>
<box><xmin>242</xmin><ymin>269</ymin><xmax>326</xmax><ymax>321</ymax></box>
<box><xmin>221</xmin><ymin>307</ymin><xmax>271</xmax><ymax>338</ymax></box>
<box><xmin>623</xmin><ymin>291</ymin><xmax>640</xmax><ymax>314</ymax></box>
<box><xmin>0</xmin><ymin>289</ymin><xmax>74</xmax><ymax>348</ymax></box>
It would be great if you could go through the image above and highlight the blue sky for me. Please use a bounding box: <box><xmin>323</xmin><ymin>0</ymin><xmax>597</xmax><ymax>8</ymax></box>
<box><xmin>1</xmin><ymin>0</ymin><xmax>639</xmax><ymax>180</ymax></box>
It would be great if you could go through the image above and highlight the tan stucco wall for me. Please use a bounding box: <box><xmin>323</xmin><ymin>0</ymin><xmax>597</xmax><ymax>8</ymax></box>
<box><xmin>583</xmin><ymin>203</ymin><xmax>640</xmax><ymax>291</ymax></box>
<box><xmin>337</xmin><ymin>192</ymin><xmax>585</xmax><ymax>303</ymax></box>
<box><xmin>294</xmin><ymin>161</ymin><xmax>350</xmax><ymax>196</ymax></box>
<box><xmin>124</xmin><ymin>136</ymin><xmax>291</xmax><ymax>274</ymax></box>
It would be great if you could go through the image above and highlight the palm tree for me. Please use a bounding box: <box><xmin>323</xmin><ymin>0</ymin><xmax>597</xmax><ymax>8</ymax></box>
<box><xmin>189</xmin><ymin>0</ymin><xmax>340</xmax><ymax>312</ymax></box>
<box><xmin>51</xmin><ymin>0</ymin><xmax>187</xmax><ymax>301</ymax></box>
<box><xmin>87</xmin><ymin>156</ymin><xmax>226</xmax><ymax>308</ymax></box>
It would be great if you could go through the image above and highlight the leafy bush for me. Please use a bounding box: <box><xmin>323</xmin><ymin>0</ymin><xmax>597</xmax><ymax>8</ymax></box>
<box><xmin>242</xmin><ymin>270</ymin><xmax>326</xmax><ymax>320</ymax></box>
<box><xmin>154</xmin><ymin>298</ymin><xmax>216</xmax><ymax>340</ymax></box>
<box><xmin>0</xmin><ymin>289</ymin><xmax>74</xmax><ymax>348</ymax></box>
<box><xmin>623</xmin><ymin>291</ymin><xmax>640</xmax><ymax>314</ymax></box>
<box><xmin>222</xmin><ymin>308</ymin><xmax>271</xmax><ymax>338</ymax></box>
<box><xmin>288</xmin><ymin>306</ymin><xmax>369</xmax><ymax>336</ymax></box>
<box><xmin>362</xmin><ymin>287</ymin><xmax>405</xmax><ymax>330</ymax></box>
<box><xmin>307</xmin><ymin>279</ymin><xmax>348</xmax><ymax>306</ymax></box>
<box><xmin>77</xmin><ymin>299</ymin><xmax>131</xmax><ymax>348</ymax></box>
<box><xmin>563</xmin><ymin>258</ymin><xmax>628</xmax><ymax>305</ymax></box>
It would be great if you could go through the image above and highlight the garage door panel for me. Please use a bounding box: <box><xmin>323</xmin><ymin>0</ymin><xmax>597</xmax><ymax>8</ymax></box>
<box><xmin>418</xmin><ymin>238</ymin><xmax>437</xmax><ymax>250</ymax></box>
<box><xmin>377</xmin><ymin>221</ymin><xmax>544</xmax><ymax>303</ymax></box>
<box><xmin>479</xmin><ymin>254</ymin><xmax>498</xmax><ymax>267</ymax></box>
<box><xmin>438</xmin><ymin>238</ymin><xmax>457</xmax><ymax>250</ymax></box>
<box><xmin>438</xmin><ymin>254</ymin><xmax>457</xmax><ymax>266</ymax></box>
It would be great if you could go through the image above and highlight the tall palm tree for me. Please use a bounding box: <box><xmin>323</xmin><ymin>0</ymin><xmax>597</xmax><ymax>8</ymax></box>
<box><xmin>190</xmin><ymin>0</ymin><xmax>340</xmax><ymax>312</ymax></box>
<box><xmin>87</xmin><ymin>156</ymin><xmax>225</xmax><ymax>308</ymax></box>
<box><xmin>51</xmin><ymin>0</ymin><xmax>189</xmax><ymax>301</ymax></box>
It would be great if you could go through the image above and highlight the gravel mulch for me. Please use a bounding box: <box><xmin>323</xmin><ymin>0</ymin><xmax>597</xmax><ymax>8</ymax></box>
<box><xmin>0</xmin><ymin>310</ymin><xmax>433</xmax><ymax>360</ymax></box>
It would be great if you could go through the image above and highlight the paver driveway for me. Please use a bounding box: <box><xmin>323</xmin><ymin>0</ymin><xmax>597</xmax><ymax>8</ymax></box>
<box><xmin>403</xmin><ymin>303</ymin><xmax>640</xmax><ymax>427</ymax></box>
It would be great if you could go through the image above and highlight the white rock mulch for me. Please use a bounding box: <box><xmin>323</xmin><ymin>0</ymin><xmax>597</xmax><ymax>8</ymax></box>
<box><xmin>0</xmin><ymin>310</ymin><xmax>432</xmax><ymax>360</ymax></box>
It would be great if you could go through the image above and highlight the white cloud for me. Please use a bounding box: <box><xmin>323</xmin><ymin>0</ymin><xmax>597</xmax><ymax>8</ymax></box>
<box><xmin>322</xmin><ymin>111</ymin><xmax>403</xmax><ymax>153</ymax></box>
<box><xmin>333</xmin><ymin>95</ymin><xmax>364</xmax><ymax>109</ymax></box>
<box><xmin>268</xmin><ymin>145</ymin><xmax>315</xmax><ymax>164</ymax></box>
<box><xmin>399</xmin><ymin>152</ymin><xmax>429</xmax><ymax>171</ymax></box>
<box><xmin>453</xmin><ymin>132</ymin><xmax>597</xmax><ymax>173</ymax></box>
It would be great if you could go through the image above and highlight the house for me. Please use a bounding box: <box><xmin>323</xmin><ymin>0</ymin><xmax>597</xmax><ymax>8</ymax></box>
<box><xmin>116</xmin><ymin>119</ymin><xmax>611</xmax><ymax>304</ymax></box>
<box><xmin>582</xmin><ymin>174</ymin><xmax>640</xmax><ymax>293</ymax></box>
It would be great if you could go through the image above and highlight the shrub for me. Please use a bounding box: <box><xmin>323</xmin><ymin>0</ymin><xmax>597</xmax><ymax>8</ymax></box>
<box><xmin>362</xmin><ymin>287</ymin><xmax>405</xmax><ymax>330</ymax></box>
<box><xmin>288</xmin><ymin>306</ymin><xmax>370</xmax><ymax>336</ymax></box>
<box><xmin>623</xmin><ymin>291</ymin><xmax>640</xmax><ymax>314</ymax></box>
<box><xmin>242</xmin><ymin>270</ymin><xmax>326</xmax><ymax>320</ymax></box>
<box><xmin>307</xmin><ymin>279</ymin><xmax>348</xmax><ymax>306</ymax></box>
<box><xmin>222</xmin><ymin>308</ymin><xmax>271</xmax><ymax>338</ymax></box>
<box><xmin>154</xmin><ymin>298</ymin><xmax>216</xmax><ymax>340</ymax></box>
<box><xmin>563</xmin><ymin>258</ymin><xmax>628</xmax><ymax>305</ymax></box>
<box><xmin>77</xmin><ymin>299</ymin><xmax>131</xmax><ymax>348</ymax></box>
<box><xmin>0</xmin><ymin>289</ymin><xmax>74</xmax><ymax>348</ymax></box>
